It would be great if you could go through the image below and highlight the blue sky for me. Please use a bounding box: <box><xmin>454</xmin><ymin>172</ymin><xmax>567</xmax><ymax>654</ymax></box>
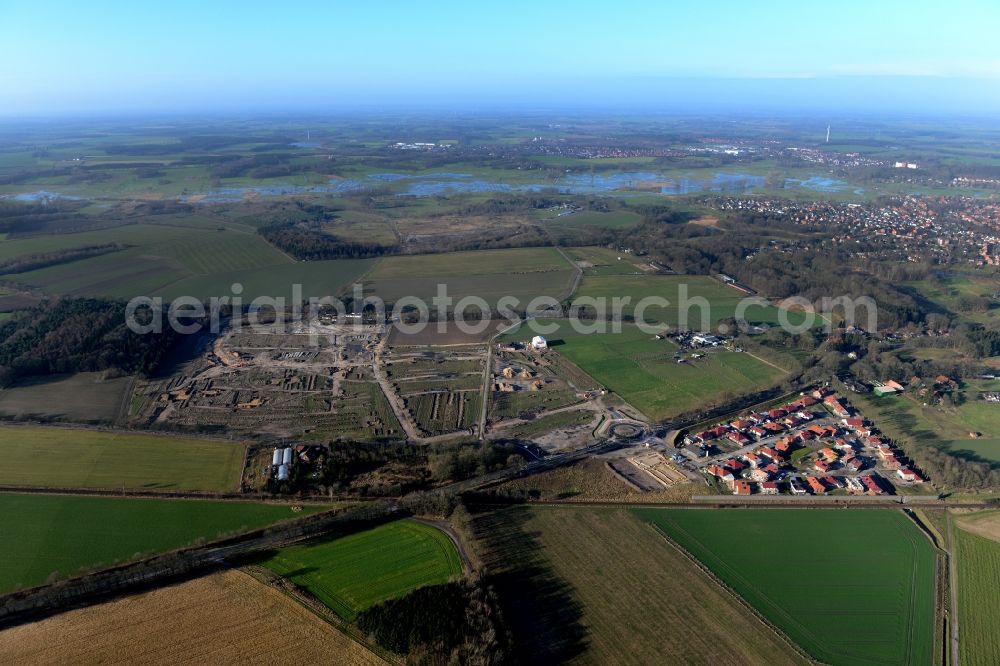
<box><xmin>2</xmin><ymin>0</ymin><xmax>999</xmax><ymax>115</ymax></box>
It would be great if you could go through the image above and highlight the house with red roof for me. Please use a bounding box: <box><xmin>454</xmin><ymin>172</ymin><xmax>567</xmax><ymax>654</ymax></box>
<box><xmin>818</xmin><ymin>447</ymin><xmax>838</xmax><ymax>463</ymax></box>
<box><xmin>824</xmin><ymin>396</ymin><xmax>850</xmax><ymax>417</ymax></box>
<box><xmin>861</xmin><ymin>475</ymin><xmax>883</xmax><ymax>495</ymax></box>
<box><xmin>814</xmin><ymin>459</ymin><xmax>831</xmax><ymax>473</ymax></box>
<box><xmin>724</xmin><ymin>458</ymin><xmax>746</xmax><ymax>472</ymax></box>
<box><xmin>782</xmin><ymin>415</ymin><xmax>805</xmax><ymax>428</ymax></box>
<box><xmin>760</xmin><ymin>481</ymin><xmax>780</xmax><ymax>495</ymax></box>
<box><xmin>733</xmin><ymin>480</ymin><xmax>752</xmax><ymax>495</ymax></box>
<box><xmin>759</xmin><ymin>446</ymin><xmax>781</xmax><ymax>461</ymax></box>
<box><xmin>896</xmin><ymin>468</ymin><xmax>924</xmax><ymax>483</ymax></box>
<box><xmin>728</xmin><ymin>431</ymin><xmax>750</xmax><ymax>446</ymax></box>
<box><xmin>805</xmin><ymin>476</ymin><xmax>827</xmax><ymax>494</ymax></box>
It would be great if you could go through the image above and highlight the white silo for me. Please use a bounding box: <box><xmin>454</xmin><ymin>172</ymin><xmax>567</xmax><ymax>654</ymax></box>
<box><xmin>271</xmin><ymin>448</ymin><xmax>282</xmax><ymax>467</ymax></box>
<box><xmin>282</xmin><ymin>447</ymin><xmax>294</xmax><ymax>465</ymax></box>
<box><xmin>276</xmin><ymin>464</ymin><xmax>290</xmax><ymax>481</ymax></box>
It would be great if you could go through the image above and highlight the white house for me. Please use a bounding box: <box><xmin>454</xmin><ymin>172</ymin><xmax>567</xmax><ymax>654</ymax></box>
<box><xmin>531</xmin><ymin>335</ymin><xmax>548</xmax><ymax>350</ymax></box>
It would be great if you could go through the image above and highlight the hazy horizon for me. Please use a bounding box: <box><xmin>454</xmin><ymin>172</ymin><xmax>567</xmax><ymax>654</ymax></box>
<box><xmin>3</xmin><ymin>1</ymin><xmax>1000</xmax><ymax>118</ymax></box>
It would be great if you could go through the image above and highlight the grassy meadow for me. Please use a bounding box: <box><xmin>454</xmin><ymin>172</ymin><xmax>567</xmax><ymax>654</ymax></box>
<box><xmin>0</xmin><ymin>425</ymin><xmax>246</xmax><ymax>491</ymax></box>
<box><xmin>633</xmin><ymin>508</ymin><xmax>937</xmax><ymax>666</ymax></box>
<box><xmin>903</xmin><ymin>274</ymin><xmax>1000</xmax><ymax>325</ymax></box>
<box><xmin>573</xmin><ymin>274</ymin><xmax>812</xmax><ymax>328</ymax></box>
<box><xmin>852</xmin><ymin>379</ymin><xmax>1000</xmax><ymax>464</ymax></box>
<box><xmin>562</xmin><ymin>246</ymin><xmax>649</xmax><ymax>275</ymax></box>
<box><xmin>0</xmin><ymin>494</ymin><xmax>321</xmax><ymax>593</ymax></box>
<box><xmin>503</xmin><ymin>320</ymin><xmax>785</xmax><ymax>421</ymax></box>
<box><xmin>259</xmin><ymin>520</ymin><xmax>462</xmax><ymax>621</ymax></box>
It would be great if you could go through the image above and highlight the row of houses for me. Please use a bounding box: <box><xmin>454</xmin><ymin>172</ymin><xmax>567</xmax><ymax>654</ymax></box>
<box><xmin>841</xmin><ymin>411</ymin><xmax>925</xmax><ymax>484</ymax></box>
<box><xmin>788</xmin><ymin>473</ymin><xmax>886</xmax><ymax>496</ymax></box>
<box><xmin>689</xmin><ymin>392</ymin><xmax>829</xmax><ymax>448</ymax></box>
<box><xmin>730</xmin><ymin>473</ymin><xmax>887</xmax><ymax>497</ymax></box>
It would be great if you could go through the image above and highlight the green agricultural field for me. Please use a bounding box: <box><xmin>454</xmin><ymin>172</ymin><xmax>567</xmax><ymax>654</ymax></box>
<box><xmin>542</xmin><ymin>210</ymin><xmax>642</xmax><ymax>229</ymax></box>
<box><xmin>502</xmin><ymin>321</ymin><xmax>785</xmax><ymax>421</ymax></box>
<box><xmin>852</xmin><ymin>379</ymin><xmax>1000</xmax><ymax>464</ymax></box>
<box><xmin>633</xmin><ymin>508</ymin><xmax>937</xmax><ymax>666</ymax></box>
<box><xmin>370</xmin><ymin>247</ymin><xmax>569</xmax><ymax>279</ymax></box>
<box><xmin>154</xmin><ymin>257</ymin><xmax>376</xmax><ymax>302</ymax></box>
<box><xmin>0</xmin><ymin>425</ymin><xmax>245</xmax><ymax>491</ymax></box>
<box><xmin>954</xmin><ymin>521</ymin><xmax>1000</xmax><ymax>666</ymax></box>
<box><xmin>259</xmin><ymin>520</ymin><xmax>462</xmax><ymax>620</ymax></box>
<box><xmin>475</xmin><ymin>506</ymin><xmax>807</xmax><ymax>666</ymax></box>
<box><xmin>0</xmin><ymin>494</ymin><xmax>320</xmax><ymax>593</ymax></box>
<box><xmin>1</xmin><ymin>223</ymin><xmax>293</xmax><ymax>299</ymax></box>
<box><xmin>573</xmin><ymin>274</ymin><xmax>811</xmax><ymax>328</ymax></box>
<box><xmin>363</xmin><ymin>247</ymin><xmax>576</xmax><ymax>304</ymax></box>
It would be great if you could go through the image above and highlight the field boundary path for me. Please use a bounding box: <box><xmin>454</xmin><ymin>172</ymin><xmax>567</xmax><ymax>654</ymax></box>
<box><xmin>239</xmin><ymin>566</ymin><xmax>397</xmax><ymax>665</ymax></box>
<box><xmin>553</xmin><ymin>245</ymin><xmax>583</xmax><ymax>301</ymax></box>
<box><xmin>945</xmin><ymin>511</ymin><xmax>960</xmax><ymax>666</ymax></box>
<box><xmin>410</xmin><ymin>517</ymin><xmax>473</xmax><ymax>572</ymax></box>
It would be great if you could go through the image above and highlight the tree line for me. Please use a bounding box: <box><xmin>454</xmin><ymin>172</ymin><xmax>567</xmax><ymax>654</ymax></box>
<box><xmin>0</xmin><ymin>298</ymin><xmax>180</xmax><ymax>387</ymax></box>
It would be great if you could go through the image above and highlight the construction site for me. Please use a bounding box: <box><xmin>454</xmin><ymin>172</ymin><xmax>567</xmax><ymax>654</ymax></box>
<box><xmin>130</xmin><ymin>319</ymin><xmax>401</xmax><ymax>441</ymax></box>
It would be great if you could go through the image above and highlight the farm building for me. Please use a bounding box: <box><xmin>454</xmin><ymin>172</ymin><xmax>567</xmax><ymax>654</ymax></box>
<box><xmin>691</xmin><ymin>333</ymin><xmax>723</xmax><ymax>346</ymax></box>
<box><xmin>531</xmin><ymin>335</ymin><xmax>548</xmax><ymax>350</ymax></box>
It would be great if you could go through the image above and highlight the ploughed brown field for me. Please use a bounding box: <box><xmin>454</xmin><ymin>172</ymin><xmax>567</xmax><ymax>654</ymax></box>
<box><xmin>0</xmin><ymin>570</ymin><xmax>384</xmax><ymax>666</ymax></box>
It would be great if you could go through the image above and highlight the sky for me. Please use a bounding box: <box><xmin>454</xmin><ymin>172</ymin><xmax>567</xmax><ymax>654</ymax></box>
<box><xmin>2</xmin><ymin>0</ymin><xmax>1000</xmax><ymax>116</ymax></box>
